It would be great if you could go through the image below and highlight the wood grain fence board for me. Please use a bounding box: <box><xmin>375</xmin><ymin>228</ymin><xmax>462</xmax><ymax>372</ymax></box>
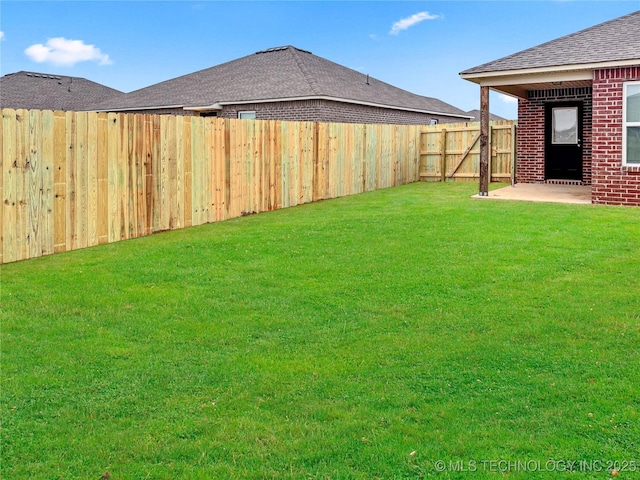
<box><xmin>419</xmin><ymin>121</ymin><xmax>516</xmax><ymax>182</ymax></box>
<box><xmin>300</xmin><ymin>122</ymin><xmax>312</xmax><ymax>205</ymax></box>
<box><xmin>258</xmin><ymin>121</ymin><xmax>269</xmax><ymax>212</ymax></box>
<box><xmin>222</xmin><ymin>119</ymin><xmax>231</xmax><ymax>219</ymax></box>
<box><xmin>335</xmin><ymin>123</ymin><xmax>346</xmax><ymax>198</ymax></box>
<box><xmin>257</xmin><ymin>120</ymin><xmax>267</xmax><ymax>212</ymax></box>
<box><xmin>207</xmin><ymin>118</ymin><xmax>218</xmax><ymax>221</ymax></box>
<box><xmin>0</xmin><ymin>109</ymin><xmax>4</xmax><ymax>264</ymax></box>
<box><xmin>249</xmin><ymin>120</ymin><xmax>258</xmax><ymax>213</ymax></box>
<box><xmin>86</xmin><ymin>112</ymin><xmax>98</xmax><ymax>247</ymax></box>
<box><xmin>39</xmin><ymin>110</ymin><xmax>54</xmax><ymax>257</ymax></box>
<box><xmin>326</xmin><ymin>123</ymin><xmax>337</xmax><ymax>199</ymax></box>
<box><xmin>118</xmin><ymin>113</ymin><xmax>129</xmax><ymax>240</ymax></box>
<box><xmin>4</xmin><ymin>109</ymin><xmax>497</xmax><ymax>264</ymax></box>
<box><xmin>75</xmin><ymin>111</ymin><xmax>89</xmax><ymax>249</ymax></box>
<box><xmin>324</xmin><ymin>122</ymin><xmax>333</xmax><ymax>199</ymax></box>
<box><xmin>143</xmin><ymin>115</ymin><xmax>154</xmax><ymax>235</ymax></box>
<box><xmin>150</xmin><ymin>115</ymin><xmax>161</xmax><ymax>233</ymax></box>
<box><xmin>204</xmin><ymin>116</ymin><xmax>214</xmax><ymax>224</ymax></box>
<box><xmin>321</xmin><ymin>123</ymin><xmax>330</xmax><ymax>199</ymax></box>
<box><xmin>301</xmin><ymin>122</ymin><xmax>314</xmax><ymax>204</ymax></box>
<box><xmin>242</xmin><ymin>119</ymin><xmax>252</xmax><ymax>214</ymax></box>
<box><xmin>133</xmin><ymin>114</ymin><xmax>145</xmax><ymax>238</ymax></box>
<box><xmin>52</xmin><ymin>111</ymin><xmax>66</xmax><ymax>253</ymax></box>
<box><xmin>65</xmin><ymin>111</ymin><xmax>77</xmax><ymax>252</ymax></box>
<box><xmin>16</xmin><ymin>110</ymin><xmax>31</xmax><ymax>261</ymax></box>
<box><xmin>314</xmin><ymin>122</ymin><xmax>327</xmax><ymax>201</ymax></box>
<box><xmin>182</xmin><ymin>117</ymin><xmax>192</xmax><ymax>228</ymax></box>
<box><xmin>175</xmin><ymin>116</ymin><xmax>184</xmax><ymax>229</ymax></box>
<box><xmin>268</xmin><ymin>120</ymin><xmax>278</xmax><ymax>209</ymax></box>
<box><xmin>190</xmin><ymin>117</ymin><xmax>203</xmax><ymax>226</ymax></box>
<box><xmin>107</xmin><ymin>113</ymin><xmax>119</xmax><ymax>243</ymax></box>
<box><xmin>381</xmin><ymin>124</ymin><xmax>393</xmax><ymax>189</ymax></box>
<box><xmin>298</xmin><ymin>122</ymin><xmax>308</xmax><ymax>205</ymax></box>
<box><xmin>226</xmin><ymin>118</ymin><xmax>237</xmax><ymax>218</ymax></box>
<box><xmin>27</xmin><ymin>110</ymin><xmax>42</xmax><ymax>259</ymax></box>
<box><xmin>343</xmin><ymin>124</ymin><xmax>353</xmax><ymax>197</ymax></box>
<box><xmin>278</xmin><ymin>121</ymin><xmax>290</xmax><ymax>209</ymax></box>
<box><xmin>2</xmin><ymin>110</ymin><xmax>16</xmax><ymax>263</ymax></box>
<box><xmin>291</xmin><ymin>122</ymin><xmax>299</xmax><ymax>206</ymax></box>
<box><xmin>97</xmin><ymin>113</ymin><xmax>109</xmax><ymax>244</ymax></box>
<box><xmin>125</xmin><ymin>114</ymin><xmax>136</xmax><ymax>238</ymax></box>
<box><xmin>364</xmin><ymin>124</ymin><xmax>377</xmax><ymax>192</ymax></box>
<box><xmin>158</xmin><ymin>115</ymin><xmax>169</xmax><ymax>232</ymax></box>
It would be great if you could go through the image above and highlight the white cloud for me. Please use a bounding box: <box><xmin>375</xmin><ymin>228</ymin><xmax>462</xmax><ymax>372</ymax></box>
<box><xmin>390</xmin><ymin>11</ymin><xmax>439</xmax><ymax>35</ymax></box>
<box><xmin>25</xmin><ymin>37</ymin><xmax>112</xmax><ymax>66</ymax></box>
<box><xmin>0</xmin><ymin>32</ymin><xmax>5</xmax><ymax>41</ymax></box>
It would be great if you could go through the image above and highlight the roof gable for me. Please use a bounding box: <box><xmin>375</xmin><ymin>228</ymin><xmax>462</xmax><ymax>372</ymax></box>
<box><xmin>0</xmin><ymin>71</ymin><xmax>123</xmax><ymax>111</ymax></box>
<box><xmin>94</xmin><ymin>46</ymin><xmax>469</xmax><ymax>117</ymax></box>
<box><xmin>461</xmin><ymin>10</ymin><xmax>640</xmax><ymax>76</ymax></box>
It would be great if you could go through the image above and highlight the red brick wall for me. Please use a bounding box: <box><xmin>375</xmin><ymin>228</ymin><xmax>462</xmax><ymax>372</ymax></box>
<box><xmin>108</xmin><ymin>100</ymin><xmax>469</xmax><ymax>125</ymax></box>
<box><xmin>591</xmin><ymin>66</ymin><xmax>640</xmax><ymax>206</ymax></box>
<box><xmin>517</xmin><ymin>88</ymin><xmax>592</xmax><ymax>184</ymax></box>
<box><xmin>219</xmin><ymin>99</ymin><xmax>467</xmax><ymax>125</ymax></box>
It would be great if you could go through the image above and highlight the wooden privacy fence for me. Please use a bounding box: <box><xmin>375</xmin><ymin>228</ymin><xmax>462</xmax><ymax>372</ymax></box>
<box><xmin>0</xmin><ymin>109</ymin><xmax>421</xmax><ymax>264</ymax></box>
<box><xmin>420</xmin><ymin>120</ymin><xmax>516</xmax><ymax>183</ymax></box>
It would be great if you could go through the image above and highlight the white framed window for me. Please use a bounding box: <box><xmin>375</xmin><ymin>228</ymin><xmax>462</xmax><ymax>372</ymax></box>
<box><xmin>238</xmin><ymin>111</ymin><xmax>256</xmax><ymax>120</ymax></box>
<box><xmin>623</xmin><ymin>81</ymin><xmax>640</xmax><ymax>165</ymax></box>
<box><xmin>429</xmin><ymin>119</ymin><xmax>438</xmax><ymax>125</ymax></box>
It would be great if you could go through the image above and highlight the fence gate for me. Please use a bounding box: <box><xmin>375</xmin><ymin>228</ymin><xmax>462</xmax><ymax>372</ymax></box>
<box><xmin>419</xmin><ymin>120</ymin><xmax>516</xmax><ymax>183</ymax></box>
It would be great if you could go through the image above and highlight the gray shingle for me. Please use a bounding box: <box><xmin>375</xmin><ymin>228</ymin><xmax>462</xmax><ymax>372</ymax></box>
<box><xmin>93</xmin><ymin>46</ymin><xmax>468</xmax><ymax>117</ymax></box>
<box><xmin>0</xmin><ymin>71</ymin><xmax>123</xmax><ymax>111</ymax></box>
<box><xmin>461</xmin><ymin>10</ymin><xmax>640</xmax><ymax>75</ymax></box>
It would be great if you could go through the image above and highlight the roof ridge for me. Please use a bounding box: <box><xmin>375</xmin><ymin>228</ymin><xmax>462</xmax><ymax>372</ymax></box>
<box><xmin>287</xmin><ymin>47</ymin><xmax>322</xmax><ymax>96</ymax></box>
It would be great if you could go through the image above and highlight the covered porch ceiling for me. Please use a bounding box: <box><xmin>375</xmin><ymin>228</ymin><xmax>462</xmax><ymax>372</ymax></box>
<box><xmin>460</xmin><ymin>67</ymin><xmax>594</xmax><ymax>99</ymax></box>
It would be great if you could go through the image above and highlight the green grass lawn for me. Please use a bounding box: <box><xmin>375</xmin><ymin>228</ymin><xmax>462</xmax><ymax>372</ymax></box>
<box><xmin>2</xmin><ymin>182</ymin><xmax>639</xmax><ymax>479</ymax></box>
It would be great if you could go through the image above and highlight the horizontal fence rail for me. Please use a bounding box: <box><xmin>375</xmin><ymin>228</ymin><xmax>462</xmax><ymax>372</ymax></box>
<box><xmin>0</xmin><ymin>109</ymin><xmax>427</xmax><ymax>264</ymax></box>
<box><xmin>420</xmin><ymin>120</ymin><xmax>517</xmax><ymax>183</ymax></box>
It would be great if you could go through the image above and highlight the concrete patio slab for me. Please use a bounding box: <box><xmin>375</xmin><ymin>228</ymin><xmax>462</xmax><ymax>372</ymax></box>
<box><xmin>472</xmin><ymin>184</ymin><xmax>592</xmax><ymax>204</ymax></box>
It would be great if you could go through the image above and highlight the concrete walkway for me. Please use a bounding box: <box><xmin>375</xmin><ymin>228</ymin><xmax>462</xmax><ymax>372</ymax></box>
<box><xmin>472</xmin><ymin>183</ymin><xmax>592</xmax><ymax>204</ymax></box>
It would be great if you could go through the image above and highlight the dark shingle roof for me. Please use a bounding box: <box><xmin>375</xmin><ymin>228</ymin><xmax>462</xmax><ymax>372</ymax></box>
<box><xmin>461</xmin><ymin>10</ymin><xmax>640</xmax><ymax>75</ymax></box>
<box><xmin>0</xmin><ymin>71</ymin><xmax>123</xmax><ymax>111</ymax></box>
<box><xmin>94</xmin><ymin>46</ymin><xmax>469</xmax><ymax>117</ymax></box>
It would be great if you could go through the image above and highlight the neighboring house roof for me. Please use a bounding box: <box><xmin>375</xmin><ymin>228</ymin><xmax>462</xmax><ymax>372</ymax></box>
<box><xmin>0</xmin><ymin>71</ymin><xmax>123</xmax><ymax>111</ymax></box>
<box><xmin>94</xmin><ymin>46</ymin><xmax>471</xmax><ymax>119</ymax></box>
<box><xmin>466</xmin><ymin>110</ymin><xmax>507</xmax><ymax>122</ymax></box>
<box><xmin>461</xmin><ymin>10</ymin><xmax>640</xmax><ymax>76</ymax></box>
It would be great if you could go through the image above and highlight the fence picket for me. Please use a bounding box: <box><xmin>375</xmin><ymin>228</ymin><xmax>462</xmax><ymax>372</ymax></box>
<box><xmin>0</xmin><ymin>108</ymin><xmax>515</xmax><ymax>264</ymax></box>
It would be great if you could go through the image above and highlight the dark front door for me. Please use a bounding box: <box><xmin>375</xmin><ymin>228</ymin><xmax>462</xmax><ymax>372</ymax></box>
<box><xmin>545</xmin><ymin>103</ymin><xmax>583</xmax><ymax>180</ymax></box>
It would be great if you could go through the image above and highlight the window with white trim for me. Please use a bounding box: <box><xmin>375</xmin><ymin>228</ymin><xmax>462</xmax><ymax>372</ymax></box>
<box><xmin>623</xmin><ymin>81</ymin><xmax>640</xmax><ymax>165</ymax></box>
<box><xmin>238</xmin><ymin>111</ymin><xmax>256</xmax><ymax>120</ymax></box>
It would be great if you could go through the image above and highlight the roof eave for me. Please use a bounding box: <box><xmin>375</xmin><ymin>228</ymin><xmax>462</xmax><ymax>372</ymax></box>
<box><xmin>190</xmin><ymin>95</ymin><xmax>473</xmax><ymax>119</ymax></box>
<box><xmin>90</xmin><ymin>104</ymin><xmax>186</xmax><ymax>113</ymax></box>
<box><xmin>461</xmin><ymin>58</ymin><xmax>640</xmax><ymax>82</ymax></box>
<box><xmin>460</xmin><ymin>58</ymin><xmax>640</xmax><ymax>99</ymax></box>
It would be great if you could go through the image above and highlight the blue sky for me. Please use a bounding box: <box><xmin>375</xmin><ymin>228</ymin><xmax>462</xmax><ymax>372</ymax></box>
<box><xmin>1</xmin><ymin>1</ymin><xmax>638</xmax><ymax>119</ymax></box>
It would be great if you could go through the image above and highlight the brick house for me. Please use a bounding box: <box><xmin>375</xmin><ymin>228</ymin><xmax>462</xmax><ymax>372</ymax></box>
<box><xmin>0</xmin><ymin>71</ymin><xmax>123</xmax><ymax>111</ymax></box>
<box><xmin>93</xmin><ymin>46</ymin><xmax>472</xmax><ymax>125</ymax></box>
<box><xmin>460</xmin><ymin>10</ymin><xmax>640</xmax><ymax>206</ymax></box>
